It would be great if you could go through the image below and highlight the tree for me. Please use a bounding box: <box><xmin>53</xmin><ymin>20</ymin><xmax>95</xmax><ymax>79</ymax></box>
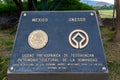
<box><xmin>115</xmin><ymin>0</ymin><xmax>120</xmax><ymax>41</ymax></box>
<box><xmin>28</xmin><ymin>0</ymin><xmax>37</xmax><ymax>11</ymax></box>
<box><xmin>13</xmin><ymin>0</ymin><xmax>23</xmax><ymax>14</ymax></box>
<box><xmin>13</xmin><ymin>0</ymin><xmax>93</xmax><ymax>14</ymax></box>
<box><xmin>3</xmin><ymin>0</ymin><xmax>12</xmax><ymax>4</ymax></box>
<box><xmin>13</xmin><ymin>0</ymin><xmax>37</xmax><ymax>14</ymax></box>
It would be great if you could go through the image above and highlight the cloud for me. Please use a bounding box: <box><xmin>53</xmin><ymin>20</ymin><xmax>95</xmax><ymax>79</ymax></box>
<box><xmin>81</xmin><ymin>0</ymin><xmax>114</xmax><ymax>4</ymax></box>
<box><xmin>93</xmin><ymin>0</ymin><xmax>114</xmax><ymax>4</ymax></box>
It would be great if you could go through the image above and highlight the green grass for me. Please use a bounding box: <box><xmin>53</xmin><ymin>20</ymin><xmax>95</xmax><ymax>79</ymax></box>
<box><xmin>108</xmin><ymin>62</ymin><xmax>120</xmax><ymax>80</ymax></box>
<box><xmin>0</xmin><ymin>29</ymin><xmax>15</xmax><ymax>51</ymax></box>
<box><xmin>0</xmin><ymin>29</ymin><xmax>15</xmax><ymax>80</ymax></box>
<box><xmin>0</xmin><ymin>57</ymin><xmax>10</xmax><ymax>80</ymax></box>
<box><xmin>101</xmin><ymin>27</ymin><xmax>115</xmax><ymax>42</ymax></box>
<box><xmin>99</xmin><ymin>10</ymin><xmax>116</xmax><ymax>18</ymax></box>
<box><xmin>0</xmin><ymin>27</ymin><xmax>120</xmax><ymax>80</ymax></box>
<box><xmin>101</xmin><ymin>27</ymin><xmax>120</xmax><ymax>80</ymax></box>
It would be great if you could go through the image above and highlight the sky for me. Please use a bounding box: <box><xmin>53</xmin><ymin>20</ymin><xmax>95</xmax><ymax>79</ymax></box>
<box><xmin>81</xmin><ymin>0</ymin><xmax>114</xmax><ymax>4</ymax></box>
<box><xmin>94</xmin><ymin>0</ymin><xmax>114</xmax><ymax>4</ymax></box>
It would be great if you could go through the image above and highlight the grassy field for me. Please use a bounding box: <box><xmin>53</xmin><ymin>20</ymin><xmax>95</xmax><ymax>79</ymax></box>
<box><xmin>0</xmin><ymin>27</ymin><xmax>120</xmax><ymax>80</ymax></box>
<box><xmin>101</xmin><ymin>27</ymin><xmax>120</xmax><ymax>80</ymax></box>
<box><xmin>99</xmin><ymin>10</ymin><xmax>116</xmax><ymax>18</ymax></box>
<box><xmin>0</xmin><ymin>29</ymin><xmax>15</xmax><ymax>80</ymax></box>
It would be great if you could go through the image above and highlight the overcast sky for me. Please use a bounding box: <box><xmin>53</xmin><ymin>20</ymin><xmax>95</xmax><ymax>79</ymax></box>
<box><xmin>81</xmin><ymin>0</ymin><xmax>114</xmax><ymax>4</ymax></box>
<box><xmin>94</xmin><ymin>0</ymin><xmax>114</xmax><ymax>4</ymax></box>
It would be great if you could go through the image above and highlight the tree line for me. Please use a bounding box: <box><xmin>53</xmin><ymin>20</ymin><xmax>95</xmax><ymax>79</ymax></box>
<box><xmin>94</xmin><ymin>5</ymin><xmax>114</xmax><ymax>10</ymax></box>
<box><xmin>12</xmin><ymin>0</ymin><xmax>93</xmax><ymax>14</ymax></box>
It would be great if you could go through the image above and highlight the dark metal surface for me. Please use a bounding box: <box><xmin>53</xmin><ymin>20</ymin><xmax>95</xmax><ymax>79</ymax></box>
<box><xmin>8</xmin><ymin>11</ymin><xmax>108</xmax><ymax>80</ymax></box>
<box><xmin>8</xmin><ymin>73</ymin><xmax>108</xmax><ymax>80</ymax></box>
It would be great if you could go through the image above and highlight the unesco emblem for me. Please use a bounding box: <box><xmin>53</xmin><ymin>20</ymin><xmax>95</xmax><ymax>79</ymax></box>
<box><xmin>69</xmin><ymin>29</ymin><xmax>89</xmax><ymax>49</ymax></box>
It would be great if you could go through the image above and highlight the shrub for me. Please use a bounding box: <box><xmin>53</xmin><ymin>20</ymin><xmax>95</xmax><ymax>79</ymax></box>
<box><xmin>53</xmin><ymin>1</ymin><xmax>94</xmax><ymax>10</ymax></box>
<box><xmin>0</xmin><ymin>3</ymin><xmax>17</xmax><ymax>12</ymax></box>
<box><xmin>0</xmin><ymin>1</ymin><xmax>93</xmax><ymax>12</ymax></box>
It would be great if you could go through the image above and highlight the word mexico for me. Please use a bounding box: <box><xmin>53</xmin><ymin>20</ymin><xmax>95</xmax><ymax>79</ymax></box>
<box><xmin>8</xmin><ymin>11</ymin><xmax>108</xmax><ymax>80</ymax></box>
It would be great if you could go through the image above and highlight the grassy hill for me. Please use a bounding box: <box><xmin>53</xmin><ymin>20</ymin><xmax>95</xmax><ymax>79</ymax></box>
<box><xmin>80</xmin><ymin>0</ymin><xmax>112</xmax><ymax>6</ymax></box>
<box><xmin>99</xmin><ymin>10</ymin><xmax>115</xmax><ymax>18</ymax></box>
